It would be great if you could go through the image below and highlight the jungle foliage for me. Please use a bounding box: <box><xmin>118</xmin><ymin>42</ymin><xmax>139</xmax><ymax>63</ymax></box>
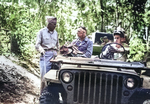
<box><xmin>0</xmin><ymin>0</ymin><xmax>150</xmax><ymax>62</ymax></box>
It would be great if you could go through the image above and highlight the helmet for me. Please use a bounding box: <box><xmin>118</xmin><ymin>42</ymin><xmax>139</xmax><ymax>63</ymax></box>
<box><xmin>113</xmin><ymin>30</ymin><xmax>124</xmax><ymax>38</ymax></box>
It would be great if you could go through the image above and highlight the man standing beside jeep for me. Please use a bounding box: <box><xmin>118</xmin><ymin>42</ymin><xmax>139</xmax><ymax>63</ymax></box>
<box><xmin>71</xmin><ymin>26</ymin><xmax>93</xmax><ymax>58</ymax></box>
<box><xmin>35</xmin><ymin>16</ymin><xmax>59</xmax><ymax>93</ymax></box>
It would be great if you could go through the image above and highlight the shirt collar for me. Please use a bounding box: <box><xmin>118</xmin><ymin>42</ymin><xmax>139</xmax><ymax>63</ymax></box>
<box><xmin>46</xmin><ymin>27</ymin><xmax>54</xmax><ymax>33</ymax></box>
<box><xmin>79</xmin><ymin>36</ymin><xmax>88</xmax><ymax>42</ymax></box>
<box><xmin>84</xmin><ymin>36</ymin><xmax>88</xmax><ymax>41</ymax></box>
<box><xmin>46</xmin><ymin>27</ymin><xmax>49</xmax><ymax>31</ymax></box>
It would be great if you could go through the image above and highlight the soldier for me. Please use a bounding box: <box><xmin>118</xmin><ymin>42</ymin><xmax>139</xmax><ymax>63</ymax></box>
<box><xmin>101</xmin><ymin>36</ymin><xmax>109</xmax><ymax>46</ymax></box>
<box><xmin>100</xmin><ymin>30</ymin><xmax>128</xmax><ymax>61</ymax></box>
<box><xmin>71</xmin><ymin>26</ymin><xmax>93</xmax><ymax>58</ymax></box>
<box><xmin>35</xmin><ymin>16</ymin><xmax>59</xmax><ymax>94</ymax></box>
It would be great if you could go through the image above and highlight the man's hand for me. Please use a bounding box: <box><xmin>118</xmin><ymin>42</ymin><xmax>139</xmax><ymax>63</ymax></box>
<box><xmin>40</xmin><ymin>49</ymin><xmax>45</xmax><ymax>55</ymax></box>
<box><xmin>72</xmin><ymin>46</ymin><xmax>83</xmax><ymax>54</ymax></box>
<box><xmin>109</xmin><ymin>44</ymin><xmax>124</xmax><ymax>53</ymax></box>
<box><xmin>109</xmin><ymin>46</ymin><xmax>118</xmax><ymax>53</ymax></box>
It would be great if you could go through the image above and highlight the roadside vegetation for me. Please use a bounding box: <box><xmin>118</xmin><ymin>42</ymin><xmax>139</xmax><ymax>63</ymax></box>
<box><xmin>0</xmin><ymin>0</ymin><xmax>150</xmax><ymax>69</ymax></box>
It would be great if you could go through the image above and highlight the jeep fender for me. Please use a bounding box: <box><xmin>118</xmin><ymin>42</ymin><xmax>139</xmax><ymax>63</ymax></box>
<box><xmin>128</xmin><ymin>88</ymin><xmax>150</xmax><ymax>104</ymax></box>
<box><xmin>44</xmin><ymin>69</ymin><xmax>61</xmax><ymax>84</ymax></box>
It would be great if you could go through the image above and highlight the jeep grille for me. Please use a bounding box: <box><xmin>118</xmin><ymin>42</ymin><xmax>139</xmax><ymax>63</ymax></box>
<box><xmin>61</xmin><ymin>70</ymin><xmax>124</xmax><ymax>104</ymax></box>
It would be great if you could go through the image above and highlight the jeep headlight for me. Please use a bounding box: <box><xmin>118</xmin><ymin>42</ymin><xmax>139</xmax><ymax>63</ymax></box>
<box><xmin>125</xmin><ymin>78</ymin><xmax>135</xmax><ymax>89</ymax></box>
<box><xmin>62</xmin><ymin>72</ymin><xmax>73</xmax><ymax>83</ymax></box>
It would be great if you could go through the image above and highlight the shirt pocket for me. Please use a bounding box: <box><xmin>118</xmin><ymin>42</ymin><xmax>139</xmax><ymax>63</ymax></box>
<box><xmin>79</xmin><ymin>44</ymin><xmax>87</xmax><ymax>51</ymax></box>
<box><xmin>43</xmin><ymin>36</ymin><xmax>50</xmax><ymax>44</ymax></box>
<box><xmin>51</xmin><ymin>37</ymin><xmax>57</xmax><ymax>45</ymax></box>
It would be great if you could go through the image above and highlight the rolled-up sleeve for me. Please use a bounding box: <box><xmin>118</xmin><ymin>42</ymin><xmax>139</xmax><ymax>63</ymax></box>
<box><xmin>35</xmin><ymin>31</ymin><xmax>44</xmax><ymax>53</ymax></box>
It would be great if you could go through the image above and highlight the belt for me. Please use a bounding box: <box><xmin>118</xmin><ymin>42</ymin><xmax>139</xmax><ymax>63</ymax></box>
<box><xmin>44</xmin><ymin>48</ymin><xmax>57</xmax><ymax>51</ymax></box>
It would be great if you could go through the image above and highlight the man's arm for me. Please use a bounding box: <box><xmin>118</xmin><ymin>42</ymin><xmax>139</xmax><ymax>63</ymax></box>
<box><xmin>100</xmin><ymin>45</ymin><xmax>109</xmax><ymax>59</ymax></box>
<box><xmin>82</xmin><ymin>40</ymin><xmax>93</xmax><ymax>58</ymax></box>
<box><xmin>56</xmin><ymin>33</ymin><xmax>59</xmax><ymax>51</ymax></box>
<box><xmin>100</xmin><ymin>45</ymin><xmax>116</xmax><ymax>59</ymax></box>
<box><xmin>35</xmin><ymin>30</ymin><xmax>45</xmax><ymax>54</ymax></box>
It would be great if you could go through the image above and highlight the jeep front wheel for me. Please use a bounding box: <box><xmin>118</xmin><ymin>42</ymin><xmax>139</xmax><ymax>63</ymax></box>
<box><xmin>39</xmin><ymin>85</ymin><xmax>59</xmax><ymax>104</ymax></box>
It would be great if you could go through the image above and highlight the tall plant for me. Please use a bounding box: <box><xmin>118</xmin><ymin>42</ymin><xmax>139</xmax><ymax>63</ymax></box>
<box><xmin>128</xmin><ymin>32</ymin><xmax>147</xmax><ymax>61</ymax></box>
<box><xmin>0</xmin><ymin>0</ymin><xmax>150</xmax><ymax>62</ymax></box>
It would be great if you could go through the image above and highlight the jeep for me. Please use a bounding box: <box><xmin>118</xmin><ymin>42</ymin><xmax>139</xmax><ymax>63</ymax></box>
<box><xmin>39</xmin><ymin>56</ymin><xmax>150</xmax><ymax>104</ymax></box>
<box><xmin>39</xmin><ymin>33</ymin><xmax>150</xmax><ymax>104</ymax></box>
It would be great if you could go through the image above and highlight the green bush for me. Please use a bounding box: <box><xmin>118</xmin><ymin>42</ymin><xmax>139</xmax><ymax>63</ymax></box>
<box><xmin>128</xmin><ymin>33</ymin><xmax>147</xmax><ymax>61</ymax></box>
<box><xmin>0</xmin><ymin>0</ymin><xmax>150</xmax><ymax>63</ymax></box>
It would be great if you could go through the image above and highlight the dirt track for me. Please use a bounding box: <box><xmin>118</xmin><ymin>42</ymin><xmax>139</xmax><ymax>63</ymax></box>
<box><xmin>0</xmin><ymin>56</ymin><xmax>40</xmax><ymax>104</ymax></box>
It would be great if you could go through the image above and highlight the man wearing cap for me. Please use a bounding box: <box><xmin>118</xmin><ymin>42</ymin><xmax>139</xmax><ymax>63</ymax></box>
<box><xmin>35</xmin><ymin>16</ymin><xmax>59</xmax><ymax>93</ymax></box>
<box><xmin>100</xmin><ymin>30</ymin><xmax>127</xmax><ymax>61</ymax></box>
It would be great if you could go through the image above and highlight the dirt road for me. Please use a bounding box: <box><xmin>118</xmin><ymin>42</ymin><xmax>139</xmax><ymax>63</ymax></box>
<box><xmin>0</xmin><ymin>56</ymin><xmax>40</xmax><ymax>104</ymax></box>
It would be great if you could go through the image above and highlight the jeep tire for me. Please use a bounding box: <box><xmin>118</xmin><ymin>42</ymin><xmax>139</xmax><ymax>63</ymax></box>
<box><xmin>39</xmin><ymin>84</ymin><xmax>60</xmax><ymax>104</ymax></box>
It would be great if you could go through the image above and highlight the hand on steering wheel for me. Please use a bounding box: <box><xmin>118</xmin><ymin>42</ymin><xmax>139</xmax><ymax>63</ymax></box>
<box><xmin>100</xmin><ymin>43</ymin><xmax>125</xmax><ymax>60</ymax></box>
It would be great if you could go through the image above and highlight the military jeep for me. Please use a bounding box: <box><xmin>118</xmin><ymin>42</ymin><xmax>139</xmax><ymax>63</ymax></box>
<box><xmin>39</xmin><ymin>54</ymin><xmax>150</xmax><ymax>104</ymax></box>
<box><xmin>39</xmin><ymin>32</ymin><xmax>150</xmax><ymax>104</ymax></box>
<box><xmin>92</xmin><ymin>32</ymin><xmax>113</xmax><ymax>55</ymax></box>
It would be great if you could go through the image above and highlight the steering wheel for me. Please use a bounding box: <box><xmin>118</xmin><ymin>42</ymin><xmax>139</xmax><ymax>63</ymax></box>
<box><xmin>100</xmin><ymin>43</ymin><xmax>125</xmax><ymax>60</ymax></box>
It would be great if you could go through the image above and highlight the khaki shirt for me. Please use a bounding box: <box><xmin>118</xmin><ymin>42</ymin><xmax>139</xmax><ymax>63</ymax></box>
<box><xmin>35</xmin><ymin>27</ymin><xmax>59</xmax><ymax>53</ymax></box>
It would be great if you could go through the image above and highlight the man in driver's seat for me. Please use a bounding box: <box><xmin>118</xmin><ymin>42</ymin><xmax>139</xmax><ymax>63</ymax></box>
<box><xmin>100</xmin><ymin>30</ymin><xmax>128</xmax><ymax>61</ymax></box>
